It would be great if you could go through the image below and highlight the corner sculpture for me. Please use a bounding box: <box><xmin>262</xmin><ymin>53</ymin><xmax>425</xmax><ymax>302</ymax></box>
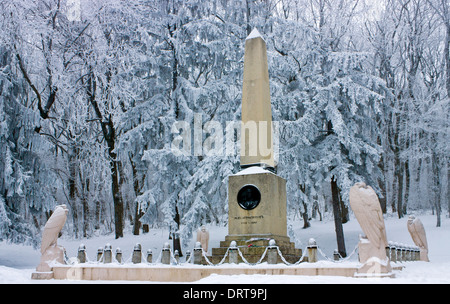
<box><xmin>349</xmin><ymin>182</ymin><xmax>392</xmax><ymax>276</ymax></box>
<box><xmin>32</xmin><ymin>204</ymin><xmax>69</xmax><ymax>279</ymax></box>
<box><xmin>407</xmin><ymin>215</ymin><xmax>429</xmax><ymax>262</ymax></box>
<box><xmin>196</xmin><ymin>225</ymin><xmax>210</xmax><ymax>252</ymax></box>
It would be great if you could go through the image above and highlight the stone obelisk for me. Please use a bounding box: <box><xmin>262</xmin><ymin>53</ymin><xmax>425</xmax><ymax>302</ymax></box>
<box><xmin>240</xmin><ymin>28</ymin><xmax>275</xmax><ymax>170</ymax></box>
<box><xmin>208</xmin><ymin>28</ymin><xmax>301</xmax><ymax>264</ymax></box>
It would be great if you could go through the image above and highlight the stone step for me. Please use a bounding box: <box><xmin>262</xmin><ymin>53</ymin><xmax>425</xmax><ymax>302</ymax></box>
<box><xmin>212</xmin><ymin>245</ymin><xmax>301</xmax><ymax>257</ymax></box>
<box><xmin>221</xmin><ymin>234</ymin><xmax>298</xmax><ymax>249</ymax></box>
<box><xmin>205</xmin><ymin>252</ymin><xmax>303</xmax><ymax>265</ymax></box>
<box><xmin>219</xmin><ymin>239</ymin><xmax>296</xmax><ymax>249</ymax></box>
<box><xmin>208</xmin><ymin>246</ymin><xmax>302</xmax><ymax>266</ymax></box>
<box><xmin>206</xmin><ymin>234</ymin><xmax>303</xmax><ymax>266</ymax></box>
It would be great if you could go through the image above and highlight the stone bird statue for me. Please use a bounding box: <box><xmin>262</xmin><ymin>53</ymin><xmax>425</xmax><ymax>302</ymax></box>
<box><xmin>36</xmin><ymin>204</ymin><xmax>69</xmax><ymax>272</ymax></box>
<box><xmin>196</xmin><ymin>225</ymin><xmax>209</xmax><ymax>252</ymax></box>
<box><xmin>349</xmin><ymin>182</ymin><xmax>388</xmax><ymax>263</ymax></box>
<box><xmin>407</xmin><ymin>216</ymin><xmax>429</xmax><ymax>261</ymax></box>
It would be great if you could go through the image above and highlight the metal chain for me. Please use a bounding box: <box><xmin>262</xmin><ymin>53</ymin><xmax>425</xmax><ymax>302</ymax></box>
<box><xmin>236</xmin><ymin>246</ymin><xmax>269</xmax><ymax>266</ymax></box>
<box><xmin>316</xmin><ymin>244</ymin><xmax>359</xmax><ymax>263</ymax></box>
<box><xmin>275</xmin><ymin>246</ymin><xmax>309</xmax><ymax>265</ymax></box>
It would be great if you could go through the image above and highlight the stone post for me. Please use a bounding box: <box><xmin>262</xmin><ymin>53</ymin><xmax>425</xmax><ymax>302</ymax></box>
<box><xmin>193</xmin><ymin>241</ymin><xmax>203</xmax><ymax>265</ymax></box>
<box><xmin>96</xmin><ymin>247</ymin><xmax>103</xmax><ymax>262</ymax></box>
<box><xmin>103</xmin><ymin>243</ymin><xmax>112</xmax><ymax>263</ymax></box>
<box><xmin>174</xmin><ymin>250</ymin><xmax>180</xmax><ymax>264</ymax></box>
<box><xmin>390</xmin><ymin>243</ymin><xmax>397</xmax><ymax>263</ymax></box>
<box><xmin>395</xmin><ymin>243</ymin><xmax>402</xmax><ymax>262</ymax></box>
<box><xmin>229</xmin><ymin>241</ymin><xmax>238</xmax><ymax>264</ymax></box>
<box><xmin>132</xmin><ymin>243</ymin><xmax>142</xmax><ymax>264</ymax></box>
<box><xmin>333</xmin><ymin>249</ymin><xmax>340</xmax><ymax>261</ymax></box>
<box><xmin>185</xmin><ymin>250</ymin><xmax>191</xmax><ymax>263</ymax></box>
<box><xmin>307</xmin><ymin>238</ymin><xmax>318</xmax><ymax>263</ymax></box>
<box><xmin>400</xmin><ymin>244</ymin><xmax>406</xmax><ymax>262</ymax></box>
<box><xmin>115</xmin><ymin>248</ymin><xmax>122</xmax><ymax>263</ymax></box>
<box><xmin>267</xmin><ymin>239</ymin><xmax>278</xmax><ymax>264</ymax></box>
<box><xmin>161</xmin><ymin>242</ymin><xmax>171</xmax><ymax>265</ymax></box>
<box><xmin>77</xmin><ymin>244</ymin><xmax>86</xmax><ymax>263</ymax></box>
<box><xmin>147</xmin><ymin>249</ymin><xmax>152</xmax><ymax>263</ymax></box>
<box><xmin>414</xmin><ymin>247</ymin><xmax>420</xmax><ymax>261</ymax></box>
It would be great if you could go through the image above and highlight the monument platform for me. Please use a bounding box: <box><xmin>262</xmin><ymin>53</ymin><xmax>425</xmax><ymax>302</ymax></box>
<box><xmin>49</xmin><ymin>262</ymin><xmax>362</xmax><ymax>282</ymax></box>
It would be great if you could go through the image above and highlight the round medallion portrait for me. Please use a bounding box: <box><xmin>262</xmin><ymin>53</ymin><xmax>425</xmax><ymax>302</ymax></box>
<box><xmin>237</xmin><ymin>184</ymin><xmax>261</xmax><ymax>210</ymax></box>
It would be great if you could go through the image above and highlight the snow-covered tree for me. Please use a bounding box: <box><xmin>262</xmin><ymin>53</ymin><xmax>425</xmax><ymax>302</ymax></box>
<box><xmin>0</xmin><ymin>0</ymin><xmax>447</xmax><ymax>246</ymax></box>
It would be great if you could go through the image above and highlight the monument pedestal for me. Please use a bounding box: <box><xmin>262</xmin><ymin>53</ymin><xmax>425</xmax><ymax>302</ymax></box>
<box><xmin>356</xmin><ymin>238</ymin><xmax>393</xmax><ymax>277</ymax></box>
<box><xmin>208</xmin><ymin>167</ymin><xmax>302</xmax><ymax>264</ymax></box>
<box><xmin>31</xmin><ymin>271</ymin><xmax>54</xmax><ymax>280</ymax></box>
<box><xmin>208</xmin><ymin>234</ymin><xmax>301</xmax><ymax>264</ymax></box>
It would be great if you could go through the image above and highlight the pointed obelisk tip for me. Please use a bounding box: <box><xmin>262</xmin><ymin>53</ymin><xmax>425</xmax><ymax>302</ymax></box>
<box><xmin>246</xmin><ymin>28</ymin><xmax>264</xmax><ymax>41</ymax></box>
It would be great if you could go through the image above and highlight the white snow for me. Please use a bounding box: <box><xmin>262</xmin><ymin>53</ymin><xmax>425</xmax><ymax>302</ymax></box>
<box><xmin>232</xmin><ymin>166</ymin><xmax>273</xmax><ymax>176</ymax></box>
<box><xmin>246</xmin><ymin>28</ymin><xmax>264</xmax><ymax>41</ymax></box>
<box><xmin>1</xmin><ymin>213</ymin><xmax>449</xmax><ymax>283</ymax></box>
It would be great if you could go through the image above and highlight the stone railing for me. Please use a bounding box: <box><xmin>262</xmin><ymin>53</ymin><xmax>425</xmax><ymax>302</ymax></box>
<box><xmin>67</xmin><ymin>238</ymin><xmax>421</xmax><ymax>267</ymax></box>
<box><xmin>68</xmin><ymin>238</ymin><xmax>355</xmax><ymax>267</ymax></box>
<box><xmin>386</xmin><ymin>241</ymin><xmax>421</xmax><ymax>262</ymax></box>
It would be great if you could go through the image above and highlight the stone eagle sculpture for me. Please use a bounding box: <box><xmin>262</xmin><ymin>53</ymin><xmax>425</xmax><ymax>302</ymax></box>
<box><xmin>349</xmin><ymin>182</ymin><xmax>391</xmax><ymax>276</ymax></box>
<box><xmin>407</xmin><ymin>215</ymin><xmax>429</xmax><ymax>261</ymax></box>
<box><xmin>36</xmin><ymin>204</ymin><xmax>69</xmax><ymax>272</ymax></box>
<box><xmin>349</xmin><ymin>182</ymin><xmax>388</xmax><ymax>254</ymax></box>
<box><xmin>196</xmin><ymin>225</ymin><xmax>210</xmax><ymax>252</ymax></box>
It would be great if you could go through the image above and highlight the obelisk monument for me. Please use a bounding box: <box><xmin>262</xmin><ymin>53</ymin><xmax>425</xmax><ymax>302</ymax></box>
<box><xmin>240</xmin><ymin>28</ymin><xmax>275</xmax><ymax>170</ymax></box>
<box><xmin>209</xmin><ymin>28</ymin><xmax>301</xmax><ymax>264</ymax></box>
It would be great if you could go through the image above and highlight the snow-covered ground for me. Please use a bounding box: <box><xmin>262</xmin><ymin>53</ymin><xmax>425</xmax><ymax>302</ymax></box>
<box><xmin>1</xmin><ymin>212</ymin><xmax>449</xmax><ymax>284</ymax></box>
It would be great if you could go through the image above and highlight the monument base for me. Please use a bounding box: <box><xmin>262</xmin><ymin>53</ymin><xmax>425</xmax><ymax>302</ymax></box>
<box><xmin>420</xmin><ymin>248</ymin><xmax>430</xmax><ymax>262</ymax></box>
<box><xmin>50</xmin><ymin>263</ymin><xmax>362</xmax><ymax>282</ymax></box>
<box><xmin>355</xmin><ymin>257</ymin><xmax>395</xmax><ymax>278</ymax></box>
<box><xmin>218</xmin><ymin>167</ymin><xmax>302</xmax><ymax>264</ymax></box>
<box><xmin>356</xmin><ymin>239</ymin><xmax>393</xmax><ymax>278</ymax></box>
<box><xmin>31</xmin><ymin>271</ymin><xmax>54</xmax><ymax>280</ymax></box>
<box><xmin>207</xmin><ymin>234</ymin><xmax>302</xmax><ymax>264</ymax></box>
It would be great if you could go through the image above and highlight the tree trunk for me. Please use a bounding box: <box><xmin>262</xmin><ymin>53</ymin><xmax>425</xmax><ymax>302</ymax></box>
<box><xmin>133</xmin><ymin>202</ymin><xmax>142</xmax><ymax>236</ymax></box>
<box><xmin>87</xmin><ymin>70</ymin><xmax>124</xmax><ymax>239</ymax></box>
<box><xmin>81</xmin><ymin>181</ymin><xmax>89</xmax><ymax>238</ymax></box>
<box><xmin>130</xmin><ymin>154</ymin><xmax>144</xmax><ymax>235</ymax></box>
<box><xmin>245</xmin><ymin>0</ymin><xmax>252</xmax><ymax>36</ymax></box>
<box><xmin>301</xmin><ymin>202</ymin><xmax>310</xmax><ymax>229</ymax></box>
<box><xmin>444</xmin><ymin>21</ymin><xmax>450</xmax><ymax>219</ymax></box>
<box><xmin>172</xmin><ymin>205</ymin><xmax>183</xmax><ymax>257</ymax></box>
<box><xmin>377</xmin><ymin>141</ymin><xmax>387</xmax><ymax>213</ymax></box>
<box><xmin>68</xmin><ymin>142</ymin><xmax>79</xmax><ymax>237</ymax></box>
<box><xmin>445</xmin><ymin>21</ymin><xmax>450</xmax><ymax>98</ymax></box>
<box><xmin>404</xmin><ymin>159</ymin><xmax>410</xmax><ymax>215</ymax></box>
<box><xmin>94</xmin><ymin>200</ymin><xmax>101</xmax><ymax>230</ymax></box>
<box><xmin>338</xmin><ymin>187</ymin><xmax>349</xmax><ymax>224</ymax></box>
<box><xmin>331</xmin><ymin>176</ymin><xmax>346</xmax><ymax>257</ymax></box>
<box><xmin>299</xmin><ymin>184</ymin><xmax>310</xmax><ymax>228</ymax></box>
<box><xmin>110</xmin><ymin>158</ymin><xmax>124</xmax><ymax>239</ymax></box>
<box><xmin>431</xmin><ymin>151</ymin><xmax>441</xmax><ymax>227</ymax></box>
<box><xmin>393</xmin><ymin>144</ymin><xmax>404</xmax><ymax>218</ymax></box>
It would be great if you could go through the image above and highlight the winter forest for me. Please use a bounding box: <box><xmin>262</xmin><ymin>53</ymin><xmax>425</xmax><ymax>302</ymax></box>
<box><xmin>0</xmin><ymin>0</ymin><xmax>448</xmax><ymax>253</ymax></box>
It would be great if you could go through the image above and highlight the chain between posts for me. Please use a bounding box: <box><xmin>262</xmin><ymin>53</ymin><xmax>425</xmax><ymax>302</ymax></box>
<box><xmin>316</xmin><ymin>244</ymin><xmax>359</xmax><ymax>262</ymax></box>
